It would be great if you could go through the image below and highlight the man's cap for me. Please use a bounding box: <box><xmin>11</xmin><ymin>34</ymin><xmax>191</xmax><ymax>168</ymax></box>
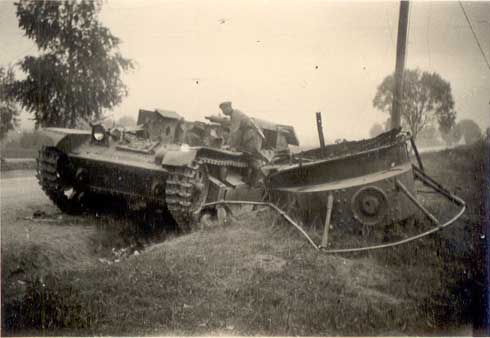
<box><xmin>219</xmin><ymin>101</ymin><xmax>232</xmax><ymax>109</ymax></box>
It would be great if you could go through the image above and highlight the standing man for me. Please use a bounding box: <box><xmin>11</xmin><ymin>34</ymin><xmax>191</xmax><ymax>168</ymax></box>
<box><xmin>218</xmin><ymin>101</ymin><xmax>264</xmax><ymax>156</ymax></box>
<box><xmin>219</xmin><ymin>101</ymin><xmax>265</xmax><ymax>185</ymax></box>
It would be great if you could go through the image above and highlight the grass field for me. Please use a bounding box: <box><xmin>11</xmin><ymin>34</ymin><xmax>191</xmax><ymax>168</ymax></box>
<box><xmin>2</xmin><ymin>141</ymin><xmax>488</xmax><ymax>336</ymax></box>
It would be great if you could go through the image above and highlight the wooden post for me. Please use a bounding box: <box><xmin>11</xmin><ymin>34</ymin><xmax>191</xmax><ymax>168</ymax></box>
<box><xmin>321</xmin><ymin>193</ymin><xmax>334</xmax><ymax>248</ymax></box>
<box><xmin>409</xmin><ymin>136</ymin><xmax>424</xmax><ymax>171</ymax></box>
<box><xmin>391</xmin><ymin>1</ymin><xmax>410</xmax><ymax>129</ymax></box>
<box><xmin>316</xmin><ymin>112</ymin><xmax>326</xmax><ymax>150</ymax></box>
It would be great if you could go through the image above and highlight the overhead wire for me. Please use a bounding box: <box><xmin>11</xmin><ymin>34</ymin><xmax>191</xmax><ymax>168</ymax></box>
<box><xmin>458</xmin><ymin>1</ymin><xmax>490</xmax><ymax>72</ymax></box>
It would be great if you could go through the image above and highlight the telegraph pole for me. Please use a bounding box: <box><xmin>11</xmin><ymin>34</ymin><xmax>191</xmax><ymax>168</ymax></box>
<box><xmin>391</xmin><ymin>1</ymin><xmax>409</xmax><ymax>129</ymax></box>
<box><xmin>316</xmin><ymin>112</ymin><xmax>326</xmax><ymax>150</ymax></box>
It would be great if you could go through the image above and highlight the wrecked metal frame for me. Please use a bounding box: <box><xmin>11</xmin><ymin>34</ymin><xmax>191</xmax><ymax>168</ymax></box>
<box><xmin>200</xmin><ymin>136</ymin><xmax>466</xmax><ymax>254</ymax></box>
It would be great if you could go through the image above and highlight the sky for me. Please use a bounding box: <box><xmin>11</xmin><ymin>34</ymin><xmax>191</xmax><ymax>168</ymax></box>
<box><xmin>1</xmin><ymin>0</ymin><xmax>489</xmax><ymax>146</ymax></box>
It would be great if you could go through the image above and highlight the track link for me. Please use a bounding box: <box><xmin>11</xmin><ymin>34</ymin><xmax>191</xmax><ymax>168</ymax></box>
<box><xmin>163</xmin><ymin>155</ymin><xmax>250</xmax><ymax>232</ymax></box>
<box><xmin>36</xmin><ymin>146</ymin><xmax>83</xmax><ymax>214</ymax></box>
<box><xmin>164</xmin><ymin>162</ymin><xmax>207</xmax><ymax>232</ymax></box>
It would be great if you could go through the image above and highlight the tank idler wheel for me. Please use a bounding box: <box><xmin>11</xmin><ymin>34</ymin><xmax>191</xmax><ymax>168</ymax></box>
<box><xmin>198</xmin><ymin>206</ymin><xmax>230</xmax><ymax>229</ymax></box>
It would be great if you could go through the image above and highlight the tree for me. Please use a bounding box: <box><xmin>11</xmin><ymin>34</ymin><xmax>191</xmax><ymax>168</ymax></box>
<box><xmin>441</xmin><ymin>124</ymin><xmax>462</xmax><ymax>146</ymax></box>
<box><xmin>383</xmin><ymin>117</ymin><xmax>391</xmax><ymax>132</ymax></box>
<box><xmin>9</xmin><ymin>0</ymin><xmax>133</xmax><ymax>128</ymax></box>
<box><xmin>0</xmin><ymin>65</ymin><xmax>20</xmax><ymax>140</ymax></box>
<box><xmin>116</xmin><ymin>115</ymin><xmax>136</xmax><ymax>127</ymax></box>
<box><xmin>373</xmin><ymin>69</ymin><xmax>457</xmax><ymax>140</ymax></box>
<box><xmin>416</xmin><ymin>125</ymin><xmax>441</xmax><ymax>147</ymax></box>
<box><xmin>369</xmin><ymin>123</ymin><xmax>384</xmax><ymax>138</ymax></box>
<box><xmin>457</xmin><ymin>119</ymin><xmax>482</xmax><ymax>145</ymax></box>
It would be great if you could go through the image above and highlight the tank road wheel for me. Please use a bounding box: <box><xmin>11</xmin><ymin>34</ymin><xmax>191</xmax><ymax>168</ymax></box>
<box><xmin>164</xmin><ymin>162</ymin><xmax>210</xmax><ymax>233</ymax></box>
<box><xmin>36</xmin><ymin>146</ymin><xmax>86</xmax><ymax>215</ymax></box>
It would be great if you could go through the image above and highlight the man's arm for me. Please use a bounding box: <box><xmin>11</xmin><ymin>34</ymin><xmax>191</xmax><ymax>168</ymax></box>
<box><xmin>205</xmin><ymin>115</ymin><xmax>231</xmax><ymax>127</ymax></box>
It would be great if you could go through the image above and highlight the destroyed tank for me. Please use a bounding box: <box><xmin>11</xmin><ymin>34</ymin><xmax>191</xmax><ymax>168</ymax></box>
<box><xmin>36</xmin><ymin>108</ymin><xmax>299</xmax><ymax>231</ymax></box>
<box><xmin>263</xmin><ymin>125</ymin><xmax>465</xmax><ymax>253</ymax></box>
<box><xmin>266</xmin><ymin>128</ymin><xmax>417</xmax><ymax>228</ymax></box>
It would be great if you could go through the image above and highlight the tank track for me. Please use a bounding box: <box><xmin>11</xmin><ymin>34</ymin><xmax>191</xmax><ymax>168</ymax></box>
<box><xmin>163</xmin><ymin>156</ymin><xmax>245</xmax><ymax>232</ymax></box>
<box><xmin>164</xmin><ymin>162</ymin><xmax>202</xmax><ymax>232</ymax></box>
<box><xmin>36</xmin><ymin>146</ymin><xmax>82</xmax><ymax>214</ymax></box>
<box><xmin>200</xmin><ymin>157</ymin><xmax>247</xmax><ymax>168</ymax></box>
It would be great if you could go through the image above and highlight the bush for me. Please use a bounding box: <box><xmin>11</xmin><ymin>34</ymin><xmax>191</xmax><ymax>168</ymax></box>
<box><xmin>19</xmin><ymin>131</ymin><xmax>53</xmax><ymax>149</ymax></box>
<box><xmin>457</xmin><ymin>119</ymin><xmax>482</xmax><ymax>145</ymax></box>
<box><xmin>1</xmin><ymin>131</ymin><xmax>53</xmax><ymax>159</ymax></box>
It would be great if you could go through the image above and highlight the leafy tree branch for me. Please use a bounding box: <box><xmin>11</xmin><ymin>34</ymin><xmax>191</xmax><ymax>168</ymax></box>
<box><xmin>9</xmin><ymin>0</ymin><xmax>134</xmax><ymax>128</ymax></box>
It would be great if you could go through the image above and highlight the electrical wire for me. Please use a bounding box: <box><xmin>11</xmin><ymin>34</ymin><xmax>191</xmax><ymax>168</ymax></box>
<box><xmin>458</xmin><ymin>1</ymin><xmax>490</xmax><ymax>72</ymax></box>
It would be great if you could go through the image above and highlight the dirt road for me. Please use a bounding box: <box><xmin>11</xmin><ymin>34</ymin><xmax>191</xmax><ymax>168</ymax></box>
<box><xmin>1</xmin><ymin>170</ymin><xmax>104</xmax><ymax>288</ymax></box>
<box><xmin>1</xmin><ymin>171</ymin><xmax>43</xmax><ymax>207</ymax></box>
<box><xmin>1</xmin><ymin>170</ymin><xmax>157</xmax><ymax>283</ymax></box>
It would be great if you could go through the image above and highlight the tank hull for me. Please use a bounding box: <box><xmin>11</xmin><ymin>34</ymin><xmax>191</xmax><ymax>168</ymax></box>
<box><xmin>35</xmin><ymin>122</ymin><xmax>269</xmax><ymax>230</ymax></box>
<box><xmin>267</xmin><ymin>129</ymin><xmax>417</xmax><ymax>228</ymax></box>
<box><xmin>69</xmin><ymin>155</ymin><xmax>169</xmax><ymax>204</ymax></box>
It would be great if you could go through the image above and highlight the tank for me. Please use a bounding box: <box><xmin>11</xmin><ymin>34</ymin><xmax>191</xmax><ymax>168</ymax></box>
<box><xmin>265</xmin><ymin>128</ymin><xmax>417</xmax><ymax>229</ymax></box>
<box><xmin>263</xmin><ymin>127</ymin><xmax>465</xmax><ymax>252</ymax></box>
<box><xmin>36</xmin><ymin>108</ymin><xmax>299</xmax><ymax>232</ymax></box>
<box><xmin>37</xmin><ymin>109</ymin><xmax>465</xmax><ymax>251</ymax></box>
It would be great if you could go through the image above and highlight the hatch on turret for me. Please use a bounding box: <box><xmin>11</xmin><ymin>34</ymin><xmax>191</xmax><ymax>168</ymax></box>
<box><xmin>137</xmin><ymin>108</ymin><xmax>184</xmax><ymax>143</ymax></box>
<box><xmin>252</xmin><ymin>118</ymin><xmax>299</xmax><ymax>150</ymax></box>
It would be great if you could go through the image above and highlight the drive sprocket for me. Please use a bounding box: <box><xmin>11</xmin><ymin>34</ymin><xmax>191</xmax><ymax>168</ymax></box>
<box><xmin>36</xmin><ymin>146</ymin><xmax>87</xmax><ymax>214</ymax></box>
